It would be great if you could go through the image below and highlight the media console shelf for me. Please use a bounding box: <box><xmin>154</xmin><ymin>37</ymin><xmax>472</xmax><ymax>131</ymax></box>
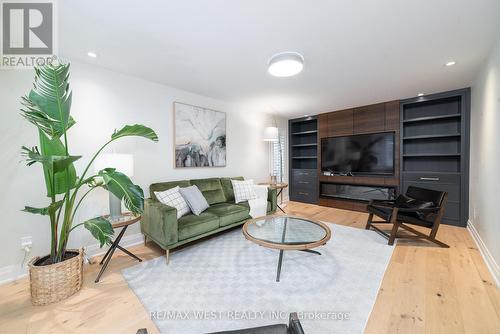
<box><xmin>320</xmin><ymin>183</ymin><xmax>396</xmax><ymax>202</ymax></box>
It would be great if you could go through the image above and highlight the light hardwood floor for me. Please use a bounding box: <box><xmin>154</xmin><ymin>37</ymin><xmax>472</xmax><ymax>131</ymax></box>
<box><xmin>1</xmin><ymin>201</ymin><xmax>499</xmax><ymax>333</ymax></box>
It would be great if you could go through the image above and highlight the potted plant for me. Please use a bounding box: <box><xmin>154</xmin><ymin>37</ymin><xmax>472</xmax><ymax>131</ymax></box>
<box><xmin>20</xmin><ymin>61</ymin><xmax>158</xmax><ymax>305</ymax></box>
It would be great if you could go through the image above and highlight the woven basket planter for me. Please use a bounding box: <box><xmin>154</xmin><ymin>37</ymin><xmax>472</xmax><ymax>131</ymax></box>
<box><xmin>28</xmin><ymin>248</ymin><xmax>83</xmax><ymax>306</ymax></box>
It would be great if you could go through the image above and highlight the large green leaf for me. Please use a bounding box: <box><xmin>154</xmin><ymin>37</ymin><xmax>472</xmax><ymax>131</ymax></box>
<box><xmin>111</xmin><ymin>124</ymin><xmax>158</xmax><ymax>142</ymax></box>
<box><xmin>20</xmin><ymin>96</ymin><xmax>76</xmax><ymax>138</ymax></box>
<box><xmin>39</xmin><ymin>131</ymin><xmax>77</xmax><ymax>196</ymax></box>
<box><xmin>23</xmin><ymin>200</ymin><xmax>64</xmax><ymax>216</ymax></box>
<box><xmin>22</xmin><ymin>63</ymin><xmax>73</xmax><ymax>138</ymax></box>
<box><xmin>22</xmin><ymin>146</ymin><xmax>81</xmax><ymax>173</ymax></box>
<box><xmin>98</xmin><ymin>168</ymin><xmax>144</xmax><ymax>214</ymax></box>
<box><xmin>84</xmin><ymin>217</ymin><xmax>114</xmax><ymax>247</ymax></box>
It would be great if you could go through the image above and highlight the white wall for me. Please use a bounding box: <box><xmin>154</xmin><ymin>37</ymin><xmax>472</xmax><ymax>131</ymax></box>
<box><xmin>0</xmin><ymin>61</ymin><xmax>275</xmax><ymax>281</ymax></box>
<box><xmin>469</xmin><ymin>36</ymin><xmax>500</xmax><ymax>285</ymax></box>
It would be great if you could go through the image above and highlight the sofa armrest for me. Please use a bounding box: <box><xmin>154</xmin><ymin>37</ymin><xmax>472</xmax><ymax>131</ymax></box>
<box><xmin>141</xmin><ymin>198</ymin><xmax>178</xmax><ymax>248</ymax></box>
<box><xmin>267</xmin><ymin>188</ymin><xmax>277</xmax><ymax>213</ymax></box>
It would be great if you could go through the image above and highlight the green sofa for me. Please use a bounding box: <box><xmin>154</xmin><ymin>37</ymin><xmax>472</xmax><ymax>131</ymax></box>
<box><xmin>141</xmin><ymin>177</ymin><xmax>277</xmax><ymax>263</ymax></box>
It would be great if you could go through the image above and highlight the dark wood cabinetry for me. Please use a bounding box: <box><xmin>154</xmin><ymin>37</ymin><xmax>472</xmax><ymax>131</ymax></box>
<box><xmin>290</xmin><ymin>89</ymin><xmax>470</xmax><ymax>227</ymax></box>
<box><xmin>315</xmin><ymin>100</ymin><xmax>400</xmax><ymax>212</ymax></box>
<box><xmin>328</xmin><ymin>109</ymin><xmax>353</xmax><ymax>136</ymax></box>
<box><xmin>353</xmin><ymin>103</ymin><xmax>385</xmax><ymax>134</ymax></box>
<box><xmin>400</xmin><ymin>88</ymin><xmax>470</xmax><ymax>227</ymax></box>
<box><xmin>289</xmin><ymin>117</ymin><xmax>318</xmax><ymax>204</ymax></box>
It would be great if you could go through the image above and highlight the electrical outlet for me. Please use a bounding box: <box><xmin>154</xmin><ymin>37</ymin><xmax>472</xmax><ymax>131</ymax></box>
<box><xmin>21</xmin><ymin>236</ymin><xmax>32</xmax><ymax>249</ymax></box>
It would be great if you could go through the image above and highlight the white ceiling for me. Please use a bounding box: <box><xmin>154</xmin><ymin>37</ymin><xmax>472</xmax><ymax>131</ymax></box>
<box><xmin>60</xmin><ymin>0</ymin><xmax>500</xmax><ymax>117</ymax></box>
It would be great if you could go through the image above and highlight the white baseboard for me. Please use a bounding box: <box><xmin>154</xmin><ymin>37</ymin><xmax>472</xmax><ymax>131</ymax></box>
<box><xmin>0</xmin><ymin>233</ymin><xmax>145</xmax><ymax>286</ymax></box>
<box><xmin>467</xmin><ymin>220</ymin><xmax>500</xmax><ymax>287</ymax></box>
<box><xmin>0</xmin><ymin>264</ymin><xmax>28</xmax><ymax>285</ymax></box>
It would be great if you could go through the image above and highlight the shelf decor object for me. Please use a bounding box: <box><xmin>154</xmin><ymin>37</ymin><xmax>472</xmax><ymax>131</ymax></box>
<box><xmin>400</xmin><ymin>88</ymin><xmax>470</xmax><ymax>227</ymax></box>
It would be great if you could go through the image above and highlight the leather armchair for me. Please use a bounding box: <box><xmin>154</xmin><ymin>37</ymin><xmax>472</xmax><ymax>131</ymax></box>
<box><xmin>365</xmin><ymin>186</ymin><xmax>449</xmax><ymax>247</ymax></box>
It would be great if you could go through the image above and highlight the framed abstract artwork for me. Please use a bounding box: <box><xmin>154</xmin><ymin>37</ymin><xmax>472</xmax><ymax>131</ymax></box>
<box><xmin>173</xmin><ymin>102</ymin><xmax>227</xmax><ymax>168</ymax></box>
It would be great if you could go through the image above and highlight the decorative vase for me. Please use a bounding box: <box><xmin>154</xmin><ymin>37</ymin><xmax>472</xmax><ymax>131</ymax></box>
<box><xmin>28</xmin><ymin>248</ymin><xmax>83</xmax><ymax>306</ymax></box>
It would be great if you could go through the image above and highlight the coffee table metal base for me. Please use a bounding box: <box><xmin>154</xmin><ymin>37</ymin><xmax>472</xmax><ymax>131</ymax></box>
<box><xmin>275</xmin><ymin>249</ymin><xmax>321</xmax><ymax>282</ymax></box>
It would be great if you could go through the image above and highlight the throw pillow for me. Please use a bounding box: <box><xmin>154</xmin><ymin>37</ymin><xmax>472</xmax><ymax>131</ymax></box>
<box><xmin>231</xmin><ymin>179</ymin><xmax>257</xmax><ymax>203</ymax></box>
<box><xmin>179</xmin><ymin>185</ymin><xmax>209</xmax><ymax>215</ymax></box>
<box><xmin>154</xmin><ymin>186</ymin><xmax>191</xmax><ymax>219</ymax></box>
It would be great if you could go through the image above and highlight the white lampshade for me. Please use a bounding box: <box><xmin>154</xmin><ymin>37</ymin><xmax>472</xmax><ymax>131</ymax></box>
<box><xmin>94</xmin><ymin>153</ymin><xmax>134</xmax><ymax>177</ymax></box>
<box><xmin>263</xmin><ymin>126</ymin><xmax>279</xmax><ymax>142</ymax></box>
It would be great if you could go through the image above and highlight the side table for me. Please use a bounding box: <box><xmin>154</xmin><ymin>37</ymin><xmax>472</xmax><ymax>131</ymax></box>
<box><xmin>258</xmin><ymin>182</ymin><xmax>289</xmax><ymax>214</ymax></box>
<box><xmin>95</xmin><ymin>212</ymin><xmax>142</xmax><ymax>283</ymax></box>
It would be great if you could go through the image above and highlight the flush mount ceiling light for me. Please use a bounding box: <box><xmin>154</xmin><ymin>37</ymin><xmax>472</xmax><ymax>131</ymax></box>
<box><xmin>417</xmin><ymin>93</ymin><xmax>425</xmax><ymax>97</ymax></box>
<box><xmin>268</xmin><ymin>52</ymin><xmax>304</xmax><ymax>77</ymax></box>
<box><xmin>87</xmin><ymin>52</ymin><xmax>97</xmax><ymax>58</ymax></box>
<box><xmin>445</xmin><ymin>61</ymin><xmax>456</xmax><ymax>67</ymax></box>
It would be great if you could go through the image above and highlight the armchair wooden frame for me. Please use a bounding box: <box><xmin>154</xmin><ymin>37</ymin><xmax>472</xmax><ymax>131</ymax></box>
<box><xmin>365</xmin><ymin>193</ymin><xmax>449</xmax><ymax>248</ymax></box>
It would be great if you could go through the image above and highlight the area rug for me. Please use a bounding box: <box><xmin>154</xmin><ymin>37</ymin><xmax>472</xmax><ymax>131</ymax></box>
<box><xmin>122</xmin><ymin>223</ymin><xmax>394</xmax><ymax>334</ymax></box>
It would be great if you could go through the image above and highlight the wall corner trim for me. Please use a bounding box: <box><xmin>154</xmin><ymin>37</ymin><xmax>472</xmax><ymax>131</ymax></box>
<box><xmin>467</xmin><ymin>220</ymin><xmax>500</xmax><ymax>287</ymax></box>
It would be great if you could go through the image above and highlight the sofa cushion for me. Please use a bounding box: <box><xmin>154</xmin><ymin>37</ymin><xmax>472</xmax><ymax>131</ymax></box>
<box><xmin>150</xmin><ymin>180</ymin><xmax>191</xmax><ymax>201</ymax></box>
<box><xmin>178</xmin><ymin>212</ymin><xmax>219</xmax><ymax>240</ymax></box>
<box><xmin>206</xmin><ymin>203</ymin><xmax>250</xmax><ymax>227</ymax></box>
<box><xmin>190</xmin><ymin>178</ymin><xmax>227</xmax><ymax>205</ymax></box>
<box><xmin>220</xmin><ymin>176</ymin><xmax>244</xmax><ymax>202</ymax></box>
<box><xmin>237</xmin><ymin>201</ymin><xmax>272</xmax><ymax>213</ymax></box>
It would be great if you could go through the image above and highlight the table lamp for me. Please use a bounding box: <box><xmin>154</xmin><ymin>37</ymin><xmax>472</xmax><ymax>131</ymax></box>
<box><xmin>94</xmin><ymin>153</ymin><xmax>134</xmax><ymax>220</ymax></box>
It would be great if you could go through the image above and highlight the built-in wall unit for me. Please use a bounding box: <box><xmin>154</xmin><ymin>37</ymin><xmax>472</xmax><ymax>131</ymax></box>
<box><xmin>288</xmin><ymin>116</ymin><xmax>318</xmax><ymax>204</ymax></box>
<box><xmin>400</xmin><ymin>88</ymin><xmax>470</xmax><ymax>227</ymax></box>
<box><xmin>289</xmin><ymin>89</ymin><xmax>470</xmax><ymax>227</ymax></box>
<box><xmin>315</xmin><ymin>101</ymin><xmax>400</xmax><ymax>212</ymax></box>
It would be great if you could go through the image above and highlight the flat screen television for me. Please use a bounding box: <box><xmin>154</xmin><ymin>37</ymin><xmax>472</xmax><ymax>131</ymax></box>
<box><xmin>321</xmin><ymin>132</ymin><xmax>395</xmax><ymax>175</ymax></box>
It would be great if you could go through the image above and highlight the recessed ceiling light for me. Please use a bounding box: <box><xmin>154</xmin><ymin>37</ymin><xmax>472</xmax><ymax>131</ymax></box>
<box><xmin>417</xmin><ymin>93</ymin><xmax>424</xmax><ymax>97</ymax></box>
<box><xmin>445</xmin><ymin>61</ymin><xmax>456</xmax><ymax>67</ymax></box>
<box><xmin>87</xmin><ymin>52</ymin><xmax>97</xmax><ymax>58</ymax></box>
<box><xmin>268</xmin><ymin>52</ymin><xmax>304</xmax><ymax>77</ymax></box>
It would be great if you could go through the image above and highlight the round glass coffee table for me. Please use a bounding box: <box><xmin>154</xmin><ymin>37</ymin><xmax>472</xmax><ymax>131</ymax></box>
<box><xmin>242</xmin><ymin>215</ymin><xmax>331</xmax><ymax>282</ymax></box>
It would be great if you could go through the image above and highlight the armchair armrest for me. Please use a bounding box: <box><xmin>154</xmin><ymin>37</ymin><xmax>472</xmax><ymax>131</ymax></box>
<box><xmin>141</xmin><ymin>198</ymin><xmax>178</xmax><ymax>248</ymax></box>
<box><xmin>395</xmin><ymin>206</ymin><xmax>441</xmax><ymax>214</ymax></box>
<box><xmin>289</xmin><ymin>312</ymin><xmax>305</xmax><ymax>334</ymax></box>
<box><xmin>267</xmin><ymin>187</ymin><xmax>277</xmax><ymax>213</ymax></box>
<box><xmin>368</xmin><ymin>199</ymin><xmax>396</xmax><ymax>208</ymax></box>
